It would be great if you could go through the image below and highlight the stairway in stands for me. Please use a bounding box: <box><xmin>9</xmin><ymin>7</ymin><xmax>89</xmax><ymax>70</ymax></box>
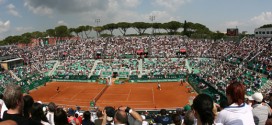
<box><xmin>8</xmin><ymin>70</ymin><xmax>21</xmax><ymax>81</ymax></box>
<box><xmin>111</xmin><ymin>78</ymin><xmax>116</xmax><ymax>85</ymax></box>
<box><xmin>48</xmin><ymin>60</ymin><xmax>60</xmax><ymax>76</ymax></box>
<box><xmin>32</xmin><ymin>63</ymin><xmax>42</xmax><ymax>73</ymax></box>
<box><xmin>138</xmin><ymin>59</ymin><xmax>143</xmax><ymax>77</ymax></box>
<box><xmin>260</xmin><ymin>79</ymin><xmax>272</xmax><ymax>93</ymax></box>
<box><xmin>88</xmin><ymin>60</ymin><xmax>101</xmax><ymax>78</ymax></box>
<box><xmin>185</xmin><ymin>59</ymin><xmax>192</xmax><ymax>73</ymax></box>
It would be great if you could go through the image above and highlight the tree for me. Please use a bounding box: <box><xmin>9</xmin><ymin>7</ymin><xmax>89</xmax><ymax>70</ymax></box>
<box><xmin>54</xmin><ymin>25</ymin><xmax>69</xmax><ymax>43</ymax></box>
<box><xmin>73</xmin><ymin>27</ymin><xmax>81</xmax><ymax>37</ymax></box>
<box><xmin>94</xmin><ymin>26</ymin><xmax>104</xmax><ymax>37</ymax></box>
<box><xmin>103</xmin><ymin>23</ymin><xmax>117</xmax><ymax>36</ymax></box>
<box><xmin>184</xmin><ymin>21</ymin><xmax>195</xmax><ymax>37</ymax></box>
<box><xmin>68</xmin><ymin>28</ymin><xmax>76</xmax><ymax>36</ymax></box>
<box><xmin>193</xmin><ymin>23</ymin><xmax>211</xmax><ymax>34</ymax></box>
<box><xmin>3</xmin><ymin>35</ymin><xmax>22</xmax><ymax>44</ymax></box>
<box><xmin>0</xmin><ymin>40</ymin><xmax>5</xmax><ymax>45</ymax></box>
<box><xmin>162</xmin><ymin>21</ymin><xmax>181</xmax><ymax>35</ymax></box>
<box><xmin>54</xmin><ymin>25</ymin><xmax>69</xmax><ymax>37</ymax></box>
<box><xmin>183</xmin><ymin>20</ymin><xmax>189</xmax><ymax>37</ymax></box>
<box><xmin>211</xmin><ymin>31</ymin><xmax>226</xmax><ymax>40</ymax></box>
<box><xmin>77</xmin><ymin>26</ymin><xmax>85</xmax><ymax>38</ymax></box>
<box><xmin>46</xmin><ymin>29</ymin><xmax>56</xmax><ymax>37</ymax></box>
<box><xmin>260</xmin><ymin>24</ymin><xmax>272</xmax><ymax>28</ymax></box>
<box><xmin>152</xmin><ymin>22</ymin><xmax>162</xmax><ymax>34</ymax></box>
<box><xmin>117</xmin><ymin>22</ymin><xmax>131</xmax><ymax>36</ymax></box>
<box><xmin>31</xmin><ymin>31</ymin><xmax>45</xmax><ymax>39</ymax></box>
<box><xmin>74</xmin><ymin>25</ymin><xmax>92</xmax><ymax>38</ymax></box>
<box><xmin>132</xmin><ymin>22</ymin><xmax>151</xmax><ymax>35</ymax></box>
<box><xmin>187</xmin><ymin>22</ymin><xmax>211</xmax><ymax>38</ymax></box>
<box><xmin>67</xmin><ymin>28</ymin><xmax>78</xmax><ymax>39</ymax></box>
<box><xmin>182</xmin><ymin>21</ymin><xmax>212</xmax><ymax>38</ymax></box>
<box><xmin>21</xmin><ymin>36</ymin><xmax>31</xmax><ymax>44</ymax></box>
<box><xmin>84</xmin><ymin>25</ymin><xmax>92</xmax><ymax>38</ymax></box>
<box><xmin>21</xmin><ymin>32</ymin><xmax>32</xmax><ymax>44</ymax></box>
<box><xmin>0</xmin><ymin>20</ymin><xmax>223</xmax><ymax>44</ymax></box>
<box><xmin>22</xmin><ymin>32</ymin><xmax>32</xmax><ymax>38</ymax></box>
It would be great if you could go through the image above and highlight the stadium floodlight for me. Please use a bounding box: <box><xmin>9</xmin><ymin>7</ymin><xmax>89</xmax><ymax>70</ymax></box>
<box><xmin>95</xmin><ymin>19</ymin><xmax>100</xmax><ymax>38</ymax></box>
<box><xmin>149</xmin><ymin>16</ymin><xmax>155</xmax><ymax>35</ymax></box>
<box><xmin>95</xmin><ymin>19</ymin><xmax>100</xmax><ymax>26</ymax></box>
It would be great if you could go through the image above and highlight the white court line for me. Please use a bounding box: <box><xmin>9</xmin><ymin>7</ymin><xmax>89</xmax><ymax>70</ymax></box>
<box><xmin>48</xmin><ymin>98</ymin><xmax>91</xmax><ymax>103</ymax></box>
<box><xmin>70</xmin><ymin>88</ymin><xmax>85</xmax><ymax>100</ymax></box>
<box><xmin>98</xmin><ymin>103</ymin><xmax>154</xmax><ymax>106</ymax></box>
<box><xmin>99</xmin><ymin>100</ymin><xmax>153</xmax><ymax>103</ymax></box>
<box><xmin>126</xmin><ymin>89</ymin><xmax>131</xmax><ymax>101</ymax></box>
<box><xmin>99</xmin><ymin>101</ymin><xmax>153</xmax><ymax>104</ymax></box>
<box><xmin>50</xmin><ymin>86</ymin><xmax>69</xmax><ymax>99</ymax></box>
<box><xmin>152</xmin><ymin>87</ymin><xmax>155</xmax><ymax>105</ymax></box>
<box><xmin>103</xmin><ymin>93</ymin><xmax>130</xmax><ymax>95</ymax></box>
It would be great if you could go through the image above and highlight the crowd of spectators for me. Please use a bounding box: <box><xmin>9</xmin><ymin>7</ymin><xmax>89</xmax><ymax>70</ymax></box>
<box><xmin>190</xmin><ymin>58</ymin><xmax>269</xmax><ymax>95</ymax></box>
<box><xmin>2</xmin><ymin>80</ymin><xmax>272</xmax><ymax>125</ymax></box>
<box><xmin>0</xmin><ymin>35</ymin><xmax>270</xmax><ymax>94</ymax></box>
<box><xmin>55</xmin><ymin>60</ymin><xmax>94</xmax><ymax>76</ymax></box>
<box><xmin>0</xmin><ymin>36</ymin><xmax>270</xmax><ymax>67</ymax></box>
<box><xmin>142</xmin><ymin>58</ymin><xmax>187</xmax><ymax>77</ymax></box>
<box><xmin>13</xmin><ymin>65</ymin><xmax>39</xmax><ymax>80</ymax></box>
<box><xmin>0</xmin><ymin>36</ymin><xmax>272</xmax><ymax>124</ymax></box>
<box><xmin>0</xmin><ymin>70</ymin><xmax>17</xmax><ymax>88</ymax></box>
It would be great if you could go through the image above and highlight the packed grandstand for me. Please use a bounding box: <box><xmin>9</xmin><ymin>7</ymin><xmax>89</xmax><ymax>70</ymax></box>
<box><xmin>0</xmin><ymin>35</ymin><xmax>272</xmax><ymax>125</ymax></box>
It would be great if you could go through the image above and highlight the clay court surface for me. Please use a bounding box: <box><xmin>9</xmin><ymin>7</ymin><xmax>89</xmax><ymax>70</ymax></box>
<box><xmin>30</xmin><ymin>81</ymin><xmax>196</xmax><ymax>110</ymax></box>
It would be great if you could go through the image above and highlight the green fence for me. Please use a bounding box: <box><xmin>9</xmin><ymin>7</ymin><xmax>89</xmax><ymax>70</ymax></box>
<box><xmin>53</xmin><ymin>75</ymin><xmax>88</xmax><ymax>80</ymax></box>
<box><xmin>20</xmin><ymin>76</ymin><xmax>51</xmax><ymax>93</ymax></box>
<box><xmin>129</xmin><ymin>74</ymin><xmax>186</xmax><ymax>82</ymax></box>
<box><xmin>188</xmin><ymin>74</ymin><xmax>227</xmax><ymax>103</ymax></box>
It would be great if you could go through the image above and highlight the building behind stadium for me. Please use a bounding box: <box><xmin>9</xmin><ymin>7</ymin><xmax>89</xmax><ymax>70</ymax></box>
<box><xmin>254</xmin><ymin>27</ymin><xmax>272</xmax><ymax>37</ymax></box>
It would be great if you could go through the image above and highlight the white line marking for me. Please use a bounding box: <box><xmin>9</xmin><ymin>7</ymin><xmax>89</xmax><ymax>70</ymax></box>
<box><xmin>126</xmin><ymin>88</ymin><xmax>131</xmax><ymax>101</ymax></box>
<box><xmin>71</xmin><ymin>88</ymin><xmax>85</xmax><ymax>100</ymax></box>
<box><xmin>50</xmin><ymin>86</ymin><xmax>69</xmax><ymax>99</ymax></box>
<box><xmin>152</xmin><ymin>87</ymin><xmax>155</xmax><ymax>104</ymax></box>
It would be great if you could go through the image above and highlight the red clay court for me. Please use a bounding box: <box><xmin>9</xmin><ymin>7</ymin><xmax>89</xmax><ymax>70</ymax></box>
<box><xmin>30</xmin><ymin>81</ymin><xmax>196</xmax><ymax>110</ymax></box>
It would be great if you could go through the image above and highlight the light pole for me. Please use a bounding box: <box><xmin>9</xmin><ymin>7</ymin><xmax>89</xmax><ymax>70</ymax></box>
<box><xmin>95</xmin><ymin>19</ymin><xmax>100</xmax><ymax>38</ymax></box>
<box><xmin>149</xmin><ymin>16</ymin><xmax>155</xmax><ymax>35</ymax></box>
<box><xmin>95</xmin><ymin>19</ymin><xmax>100</xmax><ymax>26</ymax></box>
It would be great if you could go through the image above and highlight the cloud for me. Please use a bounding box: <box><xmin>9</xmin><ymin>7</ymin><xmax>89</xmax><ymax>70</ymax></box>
<box><xmin>24</xmin><ymin>1</ymin><xmax>53</xmax><ymax>16</ymax></box>
<box><xmin>75</xmin><ymin>0</ymin><xmax>143</xmax><ymax>24</ymax></box>
<box><xmin>0</xmin><ymin>20</ymin><xmax>10</xmax><ymax>33</ymax></box>
<box><xmin>6</xmin><ymin>4</ymin><xmax>21</xmax><ymax>17</ymax></box>
<box><xmin>77</xmin><ymin>1</ymin><xmax>175</xmax><ymax>25</ymax></box>
<box><xmin>224</xmin><ymin>21</ymin><xmax>244</xmax><ymax>28</ymax></box>
<box><xmin>80</xmin><ymin>10</ymin><xmax>174</xmax><ymax>25</ymax></box>
<box><xmin>57</xmin><ymin>20</ymin><xmax>68</xmax><ymax>26</ymax></box>
<box><xmin>23</xmin><ymin>0</ymin><xmax>144</xmax><ymax>21</ymax></box>
<box><xmin>152</xmin><ymin>0</ymin><xmax>191</xmax><ymax>11</ymax></box>
<box><xmin>250</xmin><ymin>12</ymin><xmax>272</xmax><ymax>25</ymax></box>
<box><xmin>15</xmin><ymin>26</ymin><xmax>34</xmax><ymax>32</ymax></box>
<box><xmin>214</xmin><ymin>12</ymin><xmax>272</xmax><ymax>33</ymax></box>
<box><xmin>0</xmin><ymin>0</ymin><xmax>4</xmax><ymax>5</ymax></box>
<box><xmin>23</xmin><ymin>0</ymin><xmax>108</xmax><ymax>15</ymax></box>
<box><xmin>148</xmin><ymin>11</ymin><xmax>181</xmax><ymax>22</ymax></box>
<box><xmin>18</xmin><ymin>0</ymin><xmax>179</xmax><ymax>35</ymax></box>
<box><xmin>121</xmin><ymin>0</ymin><xmax>141</xmax><ymax>8</ymax></box>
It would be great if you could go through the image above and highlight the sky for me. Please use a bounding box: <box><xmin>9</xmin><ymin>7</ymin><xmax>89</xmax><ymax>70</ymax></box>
<box><xmin>0</xmin><ymin>0</ymin><xmax>272</xmax><ymax>39</ymax></box>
